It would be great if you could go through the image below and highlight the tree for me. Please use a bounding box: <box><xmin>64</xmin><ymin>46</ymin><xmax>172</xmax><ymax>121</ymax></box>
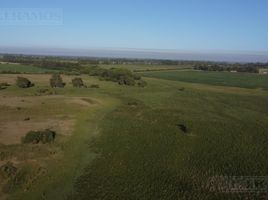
<box><xmin>72</xmin><ymin>77</ymin><xmax>85</xmax><ymax>88</ymax></box>
<box><xmin>16</xmin><ymin>77</ymin><xmax>34</xmax><ymax>88</ymax></box>
<box><xmin>50</xmin><ymin>73</ymin><xmax>65</xmax><ymax>88</ymax></box>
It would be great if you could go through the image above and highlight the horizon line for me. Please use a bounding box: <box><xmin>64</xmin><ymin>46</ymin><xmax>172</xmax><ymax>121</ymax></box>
<box><xmin>1</xmin><ymin>46</ymin><xmax>268</xmax><ymax>63</ymax></box>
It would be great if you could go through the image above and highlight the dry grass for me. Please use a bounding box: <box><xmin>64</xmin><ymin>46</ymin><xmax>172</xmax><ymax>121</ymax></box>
<box><xmin>65</xmin><ymin>97</ymin><xmax>99</xmax><ymax>107</ymax></box>
<box><xmin>0</xmin><ymin>74</ymin><xmax>51</xmax><ymax>85</ymax></box>
<box><xmin>0</xmin><ymin>92</ymin><xmax>99</xmax><ymax>145</ymax></box>
<box><xmin>0</xmin><ymin>96</ymin><xmax>38</xmax><ymax>108</ymax></box>
<box><xmin>0</xmin><ymin>118</ymin><xmax>75</xmax><ymax>145</ymax></box>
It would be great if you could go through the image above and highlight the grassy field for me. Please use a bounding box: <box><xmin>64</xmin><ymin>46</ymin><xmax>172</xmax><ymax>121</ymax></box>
<box><xmin>0</xmin><ymin>63</ymin><xmax>55</xmax><ymax>73</ymax></box>
<box><xmin>0</xmin><ymin>72</ymin><xmax>268</xmax><ymax>200</ymax></box>
<box><xmin>0</xmin><ymin>74</ymin><xmax>120</xmax><ymax>200</ymax></box>
<box><xmin>141</xmin><ymin>70</ymin><xmax>268</xmax><ymax>90</ymax></box>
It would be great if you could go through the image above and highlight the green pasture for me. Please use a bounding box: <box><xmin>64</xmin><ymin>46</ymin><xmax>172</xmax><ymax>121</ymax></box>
<box><xmin>142</xmin><ymin>70</ymin><xmax>268</xmax><ymax>90</ymax></box>
<box><xmin>0</xmin><ymin>72</ymin><xmax>267</xmax><ymax>200</ymax></box>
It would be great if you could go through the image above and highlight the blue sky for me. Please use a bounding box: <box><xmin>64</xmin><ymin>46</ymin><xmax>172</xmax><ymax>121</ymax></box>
<box><xmin>0</xmin><ymin>0</ymin><xmax>268</xmax><ymax>56</ymax></box>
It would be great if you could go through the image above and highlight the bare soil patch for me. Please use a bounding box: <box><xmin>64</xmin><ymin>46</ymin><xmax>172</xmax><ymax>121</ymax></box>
<box><xmin>0</xmin><ymin>96</ymin><xmax>36</xmax><ymax>108</ymax></box>
<box><xmin>0</xmin><ymin>118</ymin><xmax>75</xmax><ymax>145</ymax></box>
<box><xmin>66</xmin><ymin>97</ymin><xmax>99</xmax><ymax>107</ymax></box>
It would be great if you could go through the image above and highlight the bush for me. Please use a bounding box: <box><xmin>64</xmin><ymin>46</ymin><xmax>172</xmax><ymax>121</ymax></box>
<box><xmin>22</xmin><ymin>129</ymin><xmax>56</xmax><ymax>144</ymax></box>
<box><xmin>0</xmin><ymin>85</ymin><xmax>5</xmax><ymax>90</ymax></box>
<box><xmin>0</xmin><ymin>162</ymin><xmax>17</xmax><ymax>178</ymax></box>
<box><xmin>89</xmin><ymin>67</ymin><xmax>148</xmax><ymax>86</ymax></box>
<box><xmin>177</xmin><ymin>124</ymin><xmax>188</xmax><ymax>134</ymax></box>
<box><xmin>127</xmin><ymin>101</ymin><xmax>139</xmax><ymax>106</ymax></box>
<box><xmin>0</xmin><ymin>82</ymin><xmax>11</xmax><ymax>87</ymax></box>
<box><xmin>118</xmin><ymin>75</ymin><xmax>136</xmax><ymax>86</ymax></box>
<box><xmin>35</xmin><ymin>88</ymin><xmax>57</xmax><ymax>96</ymax></box>
<box><xmin>133</xmin><ymin>74</ymin><xmax>141</xmax><ymax>80</ymax></box>
<box><xmin>72</xmin><ymin>77</ymin><xmax>85</xmax><ymax>88</ymax></box>
<box><xmin>50</xmin><ymin>73</ymin><xmax>65</xmax><ymax>88</ymax></box>
<box><xmin>16</xmin><ymin>77</ymin><xmax>34</xmax><ymax>88</ymax></box>
<box><xmin>137</xmin><ymin>80</ymin><xmax>147</xmax><ymax>87</ymax></box>
<box><xmin>2</xmin><ymin>168</ymin><xmax>28</xmax><ymax>193</ymax></box>
<box><xmin>90</xmin><ymin>84</ymin><xmax>99</xmax><ymax>88</ymax></box>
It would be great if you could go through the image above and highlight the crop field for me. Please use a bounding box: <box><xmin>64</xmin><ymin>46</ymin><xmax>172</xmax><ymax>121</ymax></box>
<box><xmin>0</xmin><ymin>71</ymin><xmax>268</xmax><ymax>200</ymax></box>
<box><xmin>141</xmin><ymin>70</ymin><xmax>268</xmax><ymax>90</ymax></box>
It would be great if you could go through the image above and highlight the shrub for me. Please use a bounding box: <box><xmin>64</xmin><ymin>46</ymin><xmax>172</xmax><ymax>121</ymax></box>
<box><xmin>22</xmin><ymin>129</ymin><xmax>56</xmax><ymax>144</ymax></box>
<box><xmin>50</xmin><ymin>73</ymin><xmax>65</xmax><ymax>88</ymax></box>
<box><xmin>72</xmin><ymin>77</ymin><xmax>85</xmax><ymax>88</ymax></box>
<box><xmin>118</xmin><ymin>76</ymin><xmax>135</xmax><ymax>86</ymax></box>
<box><xmin>0</xmin><ymin>151</ymin><xmax>12</xmax><ymax>161</ymax></box>
<box><xmin>133</xmin><ymin>74</ymin><xmax>141</xmax><ymax>80</ymax></box>
<box><xmin>0</xmin><ymin>82</ymin><xmax>10</xmax><ymax>87</ymax></box>
<box><xmin>2</xmin><ymin>168</ymin><xmax>27</xmax><ymax>193</ymax></box>
<box><xmin>16</xmin><ymin>77</ymin><xmax>34</xmax><ymax>88</ymax></box>
<box><xmin>90</xmin><ymin>67</ymin><xmax>147</xmax><ymax>86</ymax></box>
<box><xmin>177</xmin><ymin>124</ymin><xmax>188</xmax><ymax>134</ymax></box>
<box><xmin>90</xmin><ymin>84</ymin><xmax>100</xmax><ymax>88</ymax></box>
<box><xmin>0</xmin><ymin>162</ymin><xmax>17</xmax><ymax>178</ymax></box>
<box><xmin>127</xmin><ymin>101</ymin><xmax>139</xmax><ymax>106</ymax></box>
<box><xmin>35</xmin><ymin>88</ymin><xmax>57</xmax><ymax>96</ymax></box>
<box><xmin>137</xmin><ymin>80</ymin><xmax>147</xmax><ymax>87</ymax></box>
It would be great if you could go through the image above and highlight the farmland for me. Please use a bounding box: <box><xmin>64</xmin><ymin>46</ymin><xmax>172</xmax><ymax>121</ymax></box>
<box><xmin>0</xmin><ymin>69</ymin><xmax>268</xmax><ymax>200</ymax></box>
<box><xmin>142</xmin><ymin>70</ymin><xmax>268</xmax><ymax>90</ymax></box>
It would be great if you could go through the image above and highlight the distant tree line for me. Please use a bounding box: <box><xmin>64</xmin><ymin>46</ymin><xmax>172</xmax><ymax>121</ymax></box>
<box><xmin>193</xmin><ymin>63</ymin><xmax>268</xmax><ymax>73</ymax></box>
<box><xmin>1</xmin><ymin>55</ymin><xmax>81</xmax><ymax>72</ymax></box>
<box><xmin>2</xmin><ymin>54</ymin><xmax>268</xmax><ymax>74</ymax></box>
<box><xmin>0</xmin><ymin>54</ymin><xmax>220</xmax><ymax>67</ymax></box>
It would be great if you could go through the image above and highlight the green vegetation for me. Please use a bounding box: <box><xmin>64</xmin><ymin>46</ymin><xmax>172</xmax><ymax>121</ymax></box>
<box><xmin>22</xmin><ymin>130</ymin><xmax>56</xmax><ymax>144</ymax></box>
<box><xmin>72</xmin><ymin>77</ymin><xmax>85</xmax><ymax>88</ymax></box>
<box><xmin>2</xmin><ymin>168</ymin><xmax>28</xmax><ymax>193</ymax></box>
<box><xmin>0</xmin><ymin>66</ymin><xmax>267</xmax><ymax>200</ymax></box>
<box><xmin>34</xmin><ymin>88</ymin><xmax>57</xmax><ymax>96</ymax></box>
<box><xmin>142</xmin><ymin>70</ymin><xmax>268</xmax><ymax>90</ymax></box>
<box><xmin>16</xmin><ymin>77</ymin><xmax>35</xmax><ymax>88</ymax></box>
<box><xmin>91</xmin><ymin>67</ymin><xmax>144</xmax><ymax>86</ymax></box>
<box><xmin>67</xmin><ymin>77</ymin><xmax>268</xmax><ymax>200</ymax></box>
<box><xmin>89</xmin><ymin>84</ymin><xmax>99</xmax><ymax>88</ymax></box>
<box><xmin>50</xmin><ymin>73</ymin><xmax>66</xmax><ymax>88</ymax></box>
<box><xmin>0</xmin><ymin>82</ymin><xmax>10</xmax><ymax>90</ymax></box>
<box><xmin>0</xmin><ymin>162</ymin><xmax>17</xmax><ymax>178</ymax></box>
<box><xmin>0</xmin><ymin>63</ymin><xmax>55</xmax><ymax>74</ymax></box>
<box><xmin>137</xmin><ymin>79</ymin><xmax>148</xmax><ymax>87</ymax></box>
<box><xmin>193</xmin><ymin>63</ymin><xmax>266</xmax><ymax>73</ymax></box>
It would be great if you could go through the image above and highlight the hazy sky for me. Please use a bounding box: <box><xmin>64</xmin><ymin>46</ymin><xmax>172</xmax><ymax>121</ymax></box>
<box><xmin>0</xmin><ymin>0</ymin><xmax>268</xmax><ymax>59</ymax></box>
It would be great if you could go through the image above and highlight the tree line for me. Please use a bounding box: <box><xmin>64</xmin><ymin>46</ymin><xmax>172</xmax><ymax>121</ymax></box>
<box><xmin>193</xmin><ymin>63</ymin><xmax>268</xmax><ymax>73</ymax></box>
